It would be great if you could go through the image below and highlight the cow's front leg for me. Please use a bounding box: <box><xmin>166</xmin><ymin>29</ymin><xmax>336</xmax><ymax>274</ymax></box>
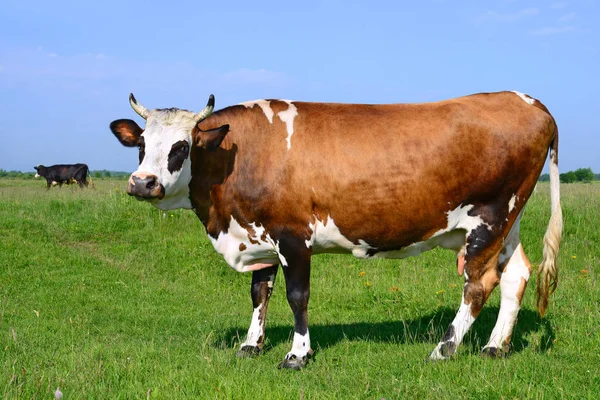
<box><xmin>279</xmin><ymin>249</ymin><xmax>312</xmax><ymax>370</ymax></box>
<box><xmin>237</xmin><ymin>264</ymin><xmax>278</xmax><ymax>357</ymax></box>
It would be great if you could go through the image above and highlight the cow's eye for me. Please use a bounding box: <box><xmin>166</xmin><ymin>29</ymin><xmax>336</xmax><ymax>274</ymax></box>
<box><xmin>138</xmin><ymin>143</ymin><xmax>145</xmax><ymax>164</ymax></box>
<box><xmin>175</xmin><ymin>142</ymin><xmax>189</xmax><ymax>155</ymax></box>
<box><xmin>167</xmin><ymin>140</ymin><xmax>190</xmax><ymax>173</ymax></box>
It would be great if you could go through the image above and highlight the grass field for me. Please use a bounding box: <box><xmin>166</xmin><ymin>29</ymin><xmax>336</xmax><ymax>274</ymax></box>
<box><xmin>1</xmin><ymin>179</ymin><xmax>599</xmax><ymax>399</ymax></box>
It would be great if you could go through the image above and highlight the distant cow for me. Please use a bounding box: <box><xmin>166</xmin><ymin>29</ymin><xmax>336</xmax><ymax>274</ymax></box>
<box><xmin>110</xmin><ymin>91</ymin><xmax>562</xmax><ymax>369</ymax></box>
<box><xmin>34</xmin><ymin>164</ymin><xmax>92</xmax><ymax>188</ymax></box>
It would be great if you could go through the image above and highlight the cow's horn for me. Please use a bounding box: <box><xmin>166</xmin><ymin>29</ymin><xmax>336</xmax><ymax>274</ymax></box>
<box><xmin>129</xmin><ymin>93</ymin><xmax>150</xmax><ymax>119</ymax></box>
<box><xmin>195</xmin><ymin>94</ymin><xmax>215</xmax><ymax>122</ymax></box>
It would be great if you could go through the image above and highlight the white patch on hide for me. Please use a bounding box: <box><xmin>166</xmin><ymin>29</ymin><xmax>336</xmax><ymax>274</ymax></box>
<box><xmin>484</xmin><ymin>242</ymin><xmax>530</xmax><ymax>351</ymax></box>
<box><xmin>277</xmin><ymin>101</ymin><xmax>298</xmax><ymax>150</ymax></box>
<box><xmin>436</xmin><ymin>204</ymin><xmax>491</xmax><ymax>236</ymax></box>
<box><xmin>512</xmin><ymin>90</ymin><xmax>535</xmax><ymax>105</ymax></box>
<box><xmin>241</xmin><ymin>100</ymin><xmax>274</xmax><ymax>123</ymax></box>
<box><xmin>492</xmin><ymin>213</ymin><xmax>531</xmax><ymax>350</ymax></box>
<box><xmin>508</xmin><ymin>194</ymin><xmax>517</xmax><ymax>213</ymax></box>
<box><xmin>286</xmin><ymin>331</ymin><xmax>311</xmax><ymax>359</ymax></box>
<box><xmin>304</xmin><ymin>215</ymin><xmax>373</xmax><ymax>257</ymax></box>
<box><xmin>241</xmin><ymin>304</ymin><xmax>263</xmax><ymax>348</ymax></box>
<box><xmin>208</xmin><ymin>216</ymin><xmax>287</xmax><ymax>272</ymax></box>
<box><xmin>305</xmin><ymin>211</ymin><xmax>475</xmax><ymax>260</ymax></box>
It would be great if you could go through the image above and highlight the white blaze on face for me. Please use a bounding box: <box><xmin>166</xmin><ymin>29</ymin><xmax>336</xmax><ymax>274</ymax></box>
<box><xmin>135</xmin><ymin>109</ymin><xmax>197</xmax><ymax>210</ymax></box>
<box><xmin>241</xmin><ymin>99</ymin><xmax>298</xmax><ymax>150</ymax></box>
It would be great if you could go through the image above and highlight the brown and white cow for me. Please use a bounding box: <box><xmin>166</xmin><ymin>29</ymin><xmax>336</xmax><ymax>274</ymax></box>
<box><xmin>110</xmin><ymin>91</ymin><xmax>562</xmax><ymax>369</ymax></box>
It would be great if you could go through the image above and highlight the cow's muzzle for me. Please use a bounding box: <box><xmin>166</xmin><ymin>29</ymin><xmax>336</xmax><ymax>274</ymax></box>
<box><xmin>127</xmin><ymin>173</ymin><xmax>165</xmax><ymax>200</ymax></box>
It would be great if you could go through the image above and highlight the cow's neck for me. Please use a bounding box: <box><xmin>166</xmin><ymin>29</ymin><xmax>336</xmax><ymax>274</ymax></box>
<box><xmin>188</xmin><ymin>143</ymin><xmax>237</xmax><ymax>226</ymax></box>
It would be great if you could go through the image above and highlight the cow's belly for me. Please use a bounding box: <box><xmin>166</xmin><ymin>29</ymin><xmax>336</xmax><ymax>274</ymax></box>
<box><xmin>209</xmin><ymin>206</ymin><xmax>479</xmax><ymax>272</ymax></box>
<box><xmin>307</xmin><ymin>215</ymin><xmax>466</xmax><ymax>259</ymax></box>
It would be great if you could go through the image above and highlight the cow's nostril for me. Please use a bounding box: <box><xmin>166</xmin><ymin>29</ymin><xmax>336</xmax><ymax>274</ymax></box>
<box><xmin>146</xmin><ymin>177</ymin><xmax>157</xmax><ymax>189</ymax></box>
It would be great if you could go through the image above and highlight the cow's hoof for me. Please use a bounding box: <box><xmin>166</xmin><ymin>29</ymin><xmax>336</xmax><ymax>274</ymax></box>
<box><xmin>278</xmin><ymin>353</ymin><xmax>311</xmax><ymax>370</ymax></box>
<box><xmin>236</xmin><ymin>345</ymin><xmax>261</xmax><ymax>358</ymax></box>
<box><xmin>440</xmin><ymin>341</ymin><xmax>457</xmax><ymax>358</ymax></box>
<box><xmin>481</xmin><ymin>345</ymin><xmax>510</xmax><ymax>358</ymax></box>
<box><xmin>428</xmin><ymin>341</ymin><xmax>457</xmax><ymax>362</ymax></box>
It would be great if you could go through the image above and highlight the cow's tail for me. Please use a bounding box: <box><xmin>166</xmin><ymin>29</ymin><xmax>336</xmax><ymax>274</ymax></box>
<box><xmin>87</xmin><ymin>169</ymin><xmax>95</xmax><ymax>189</ymax></box>
<box><xmin>536</xmin><ymin>120</ymin><xmax>562</xmax><ymax>317</ymax></box>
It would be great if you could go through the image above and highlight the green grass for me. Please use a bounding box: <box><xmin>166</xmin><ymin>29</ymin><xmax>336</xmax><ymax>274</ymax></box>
<box><xmin>1</xmin><ymin>179</ymin><xmax>599</xmax><ymax>399</ymax></box>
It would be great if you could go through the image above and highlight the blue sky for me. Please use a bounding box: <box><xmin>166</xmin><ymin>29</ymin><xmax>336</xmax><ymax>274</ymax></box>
<box><xmin>0</xmin><ymin>0</ymin><xmax>598</xmax><ymax>173</ymax></box>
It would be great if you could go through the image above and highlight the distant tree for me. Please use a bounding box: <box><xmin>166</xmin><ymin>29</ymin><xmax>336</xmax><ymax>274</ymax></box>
<box><xmin>560</xmin><ymin>171</ymin><xmax>577</xmax><ymax>183</ymax></box>
<box><xmin>557</xmin><ymin>167</ymin><xmax>598</xmax><ymax>184</ymax></box>
<box><xmin>94</xmin><ymin>171</ymin><xmax>103</xmax><ymax>178</ymax></box>
<box><xmin>0</xmin><ymin>170</ymin><xmax>36</xmax><ymax>179</ymax></box>
<box><xmin>573</xmin><ymin>167</ymin><xmax>594</xmax><ymax>183</ymax></box>
<box><xmin>104</xmin><ymin>170</ymin><xmax>112</xmax><ymax>178</ymax></box>
<box><xmin>538</xmin><ymin>173</ymin><xmax>550</xmax><ymax>182</ymax></box>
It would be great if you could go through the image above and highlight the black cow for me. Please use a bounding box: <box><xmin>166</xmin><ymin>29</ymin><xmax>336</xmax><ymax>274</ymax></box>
<box><xmin>34</xmin><ymin>164</ymin><xmax>92</xmax><ymax>188</ymax></box>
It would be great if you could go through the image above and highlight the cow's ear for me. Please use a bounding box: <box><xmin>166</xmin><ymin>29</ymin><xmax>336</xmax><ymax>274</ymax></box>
<box><xmin>110</xmin><ymin>119</ymin><xmax>143</xmax><ymax>147</ymax></box>
<box><xmin>195</xmin><ymin>124</ymin><xmax>229</xmax><ymax>151</ymax></box>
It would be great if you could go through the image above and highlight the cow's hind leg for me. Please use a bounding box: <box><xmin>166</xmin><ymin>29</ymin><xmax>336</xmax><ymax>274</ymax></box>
<box><xmin>430</xmin><ymin>225</ymin><xmax>503</xmax><ymax>360</ymax></box>
<box><xmin>237</xmin><ymin>264</ymin><xmax>278</xmax><ymax>357</ymax></box>
<box><xmin>482</xmin><ymin>215</ymin><xmax>532</xmax><ymax>357</ymax></box>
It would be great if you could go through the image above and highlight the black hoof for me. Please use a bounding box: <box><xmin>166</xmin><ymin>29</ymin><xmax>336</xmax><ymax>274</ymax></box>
<box><xmin>481</xmin><ymin>345</ymin><xmax>510</xmax><ymax>358</ymax></box>
<box><xmin>440</xmin><ymin>341</ymin><xmax>457</xmax><ymax>358</ymax></box>
<box><xmin>278</xmin><ymin>353</ymin><xmax>311</xmax><ymax>370</ymax></box>
<box><xmin>236</xmin><ymin>345</ymin><xmax>261</xmax><ymax>358</ymax></box>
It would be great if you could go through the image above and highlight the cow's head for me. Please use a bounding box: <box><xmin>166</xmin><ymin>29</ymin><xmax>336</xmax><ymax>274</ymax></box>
<box><xmin>33</xmin><ymin>165</ymin><xmax>41</xmax><ymax>178</ymax></box>
<box><xmin>110</xmin><ymin>94</ymin><xmax>228</xmax><ymax>210</ymax></box>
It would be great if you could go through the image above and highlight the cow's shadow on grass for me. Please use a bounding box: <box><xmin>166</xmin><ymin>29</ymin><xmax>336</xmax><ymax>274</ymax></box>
<box><xmin>215</xmin><ymin>307</ymin><xmax>554</xmax><ymax>356</ymax></box>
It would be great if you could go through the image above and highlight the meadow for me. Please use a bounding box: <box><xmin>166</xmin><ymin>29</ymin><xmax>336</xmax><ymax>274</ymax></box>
<box><xmin>1</xmin><ymin>179</ymin><xmax>599</xmax><ymax>399</ymax></box>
